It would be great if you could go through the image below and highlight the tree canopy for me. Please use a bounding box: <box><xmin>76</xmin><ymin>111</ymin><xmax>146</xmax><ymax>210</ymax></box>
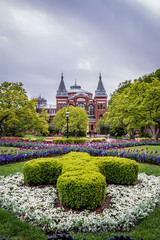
<box><xmin>0</xmin><ymin>81</ymin><xmax>49</xmax><ymax>137</ymax></box>
<box><xmin>105</xmin><ymin>77</ymin><xmax>160</xmax><ymax>140</ymax></box>
<box><xmin>52</xmin><ymin>106</ymin><xmax>88</xmax><ymax>137</ymax></box>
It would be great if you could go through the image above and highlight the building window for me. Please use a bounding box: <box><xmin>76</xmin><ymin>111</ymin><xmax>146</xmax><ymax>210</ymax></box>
<box><xmin>91</xmin><ymin>125</ymin><xmax>93</xmax><ymax>130</ymax></box>
<box><xmin>58</xmin><ymin>103</ymin><xmax>60</xmax><ymax>109</ymax></box>
<box><xmin>98</xmin><ymin>103</ymin><xmax>103</xmax><ymax>109</ymax></box>
<box><xmin>103</xmin><ymin>103</ymin><xmax>105</xmax><ymax>109</ymax></box>
<box><xmin>78</xmin><ymin>103</ymin><xmax>85</xmax><ymax>109</ymax></box>
<box><xmin>88</xmin><ymin>105</ymin><xmax>94</xmax><ymax>115</ymax></box>
<box><xmin>64</xmin><ymin>103</ymin><xmax>66</xmax><ymax>107</ymax></box>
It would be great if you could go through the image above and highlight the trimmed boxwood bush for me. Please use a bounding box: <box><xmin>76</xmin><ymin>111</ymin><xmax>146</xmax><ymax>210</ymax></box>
<box><xmin>52</xmin><ymin>138</ymin><xmax>86</xmax><ymax>144</ymax></box>
<box><xmin>23</xmin><ymin>158</ymin><xmax>62</xmax><ymax>185</ymax></box>
<box><xmin>93</xmin><ymin>157</ymin><xmax>139</xmax><ymax>185</ymax></box>
<box><xmin>57</xmin><ymin>170</ymin><xmax>106</xmax><ymax>209</ymax></box>
<box><xmin>23</xmin><ymin>152</ymin><xmax>139</xmax><ymax>209</ymax></box>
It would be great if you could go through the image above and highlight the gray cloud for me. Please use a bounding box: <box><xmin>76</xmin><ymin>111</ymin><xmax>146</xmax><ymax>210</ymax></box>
<box><xmin>0</xmin><ymin>0</ymin><xmax>160</xmax><ymax>104</ymax></box>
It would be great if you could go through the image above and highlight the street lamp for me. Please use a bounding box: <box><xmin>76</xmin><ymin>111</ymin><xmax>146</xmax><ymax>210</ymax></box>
<box><xmin>66</xmin><ymin>110</ymin><xmax>69</xmax><ymax>138</ymax></box>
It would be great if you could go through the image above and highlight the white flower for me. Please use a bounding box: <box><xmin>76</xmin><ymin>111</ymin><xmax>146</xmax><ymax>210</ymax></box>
<box><xmin>0</xmin><ymin>172</ymin><xmax>159</xmax><ymax>233</ymax></box>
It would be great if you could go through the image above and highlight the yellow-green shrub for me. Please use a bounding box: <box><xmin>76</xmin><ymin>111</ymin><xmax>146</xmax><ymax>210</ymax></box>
<box><xmin>93</xmin><ymin>157</ymin><xmax>139</xmax><ymax>185</ymax></box>
<box><xmin>23</xmin><ymin>158</ymin><xmax>62</xmax><ymax>185</ymax></box>
<box><xmin>57</xmin><ymin>170</ymin><xmax>106</xmax><ymax>209</ymax></box>
<box><xmin>23</xmin><ymin>152</ymin><xmax>139</xmax><ymax>209</ymax></box>
<box><xmin>52</xmin><ymin>138</ymin><xmax>86</xmax><ymax>144</ymax></box>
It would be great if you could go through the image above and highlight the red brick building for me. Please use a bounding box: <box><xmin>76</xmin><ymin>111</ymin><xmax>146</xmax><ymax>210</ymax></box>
<box><xmin>56</xmin><ymin>73</ymin><xmax>107</xmax><ymax>132</ymax></box>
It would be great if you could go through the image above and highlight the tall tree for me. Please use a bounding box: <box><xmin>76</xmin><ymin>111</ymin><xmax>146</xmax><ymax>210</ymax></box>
<box><xmin>0</xmin><ymin>81</ymin><xmax>49</xmax><ymax>137</ymax></box>
<box><xmin>108</xmin><ymin>80</ymin><xmax>132</xmax><ymax>107</ymax></box>
<box><xmin>52</xmin><ymin>106</ymin><xmax>88</xmax><ymax>137</ymax></box>
<box><xmin>105</xmin><ymin>78</ymin><xmax>160</xmax><ymax>140</ymax></box>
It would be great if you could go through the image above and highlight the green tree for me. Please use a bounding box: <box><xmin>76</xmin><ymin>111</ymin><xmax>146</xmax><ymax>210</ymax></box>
<box><xmin>0</xmin><ymin>81</ymin><xmax>49</xmax><ymax>137</ymax></box>
<box><xmin>105</xmin><ymin>78</ymin><xmax>160</xmax><ymax>140</ymax></box>
<box><xmin>108</xmin><ymin>80</ymin><xmax>132</xmax><ymax>107</ymax></box>
<box><xmin>96</xmin><ymin>117</ymin><xmax>110</xmax><ymax>135</ymax></box>
<box><xmin>52</xmin><ymin>106</ymin><xmax>88</xmax><ymax>137</ymax></box>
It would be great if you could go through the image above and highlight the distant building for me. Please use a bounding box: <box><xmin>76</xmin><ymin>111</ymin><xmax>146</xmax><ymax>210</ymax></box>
<box><xmin>35</xmin><ymin>73</ymin><xmax>107</xmax><ymax>133</ymax></box>
<box><xmin>33</xmin><ymin>95</ymin><xmax>56</xmax><ymax>123</ymax></box>
<box><xmin>56</xmin><ymin>73</ymin><xmax>107</xmax><ymax>132</ymax></box>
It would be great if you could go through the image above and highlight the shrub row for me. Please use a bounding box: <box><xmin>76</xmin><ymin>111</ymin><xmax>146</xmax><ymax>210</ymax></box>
<box><xmin>52</xmin><ymin>138</ymin><xmax>106</xmax><ymax>144</ymax></box>
<box><xmin>23</xmin><ymin>152</ymin><xmax>139</xmax><ymax>210</ymax></box>
<box><xmin>52</xmin><ymin>138</ymin><xmax>86</xmax><ymax>144</ymax></box>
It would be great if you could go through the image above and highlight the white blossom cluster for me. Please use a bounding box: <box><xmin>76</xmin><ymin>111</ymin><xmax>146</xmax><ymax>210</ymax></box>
<box><xmin>0</xmin><ymin>173</ymin><xmax>160</xmax><ymax>233</ymax></box>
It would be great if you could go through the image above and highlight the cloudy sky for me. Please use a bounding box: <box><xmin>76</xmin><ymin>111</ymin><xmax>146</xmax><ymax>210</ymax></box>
<box><xmin>0</xmin><ymin>0</ymin><xmax>160</xmax><ymax>105</ymax></box>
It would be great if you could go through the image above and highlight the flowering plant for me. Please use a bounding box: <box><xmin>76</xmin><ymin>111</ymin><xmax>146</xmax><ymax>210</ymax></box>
<box><xmin>0</xmin><ymin>173</ymin><xmax>159</xmax><ymax>233</ymax></box>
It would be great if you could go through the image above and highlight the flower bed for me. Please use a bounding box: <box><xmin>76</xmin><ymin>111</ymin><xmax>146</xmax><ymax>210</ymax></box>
<box><xmin>0</xmin><ymin>173</ymin><xmax>159</xmax><ymax>233</ymax></box>
<box><xmin>1</xmin><ymin>139</ymin><xmax>160</xmax><ymax>150</ymax></box>
<box><xmin>0</xmin><ymin>140</ymin><xmax>160</xmax><ymax>165</ymax></box>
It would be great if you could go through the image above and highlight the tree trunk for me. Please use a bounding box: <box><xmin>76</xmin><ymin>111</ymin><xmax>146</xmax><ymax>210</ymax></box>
<box><xmin>149</xmin><ymin>124</ymin><xmax>160</xmax><ymax>140</ymax></box>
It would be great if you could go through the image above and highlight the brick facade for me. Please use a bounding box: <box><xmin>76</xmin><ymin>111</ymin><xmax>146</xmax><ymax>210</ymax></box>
<box><xmin>35</xmin><ymin>73</ymin><xmax>107</xmax><ymax>133</ymax></box>
<box><xmin>56</xmin><ymin>73</ymin><xmax>107</xmax><ymax>133</ymax></box>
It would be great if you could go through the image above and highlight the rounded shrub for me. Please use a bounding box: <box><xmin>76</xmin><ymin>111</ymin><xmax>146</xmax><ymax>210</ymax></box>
<box><xmin>23</xmin><ymin>158</ymin><xmax>62</xmax><ymax>185</ymax></box>
<box><xmin>57</xmin><ymin>170</ymin><xmax>106</xmax><ymax>210</ymax></box>
<box><xmin>93</xmin><ymin>157</ymin><xmax>139</xmax><ymax>185</ymax></box>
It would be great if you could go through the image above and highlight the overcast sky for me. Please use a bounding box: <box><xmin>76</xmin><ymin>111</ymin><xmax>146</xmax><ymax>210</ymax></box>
<box><xmin>0</xmin><ymin>0</ymin><xmax>160</xmax><ymax>105</ymax></box>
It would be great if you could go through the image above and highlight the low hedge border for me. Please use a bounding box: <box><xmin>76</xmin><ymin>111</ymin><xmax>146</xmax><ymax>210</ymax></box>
<box><xmin>52</xmin><ymin>138</ymin><xmax>86</xmax><ymax>144</ymax></box>
<box><xmin>23</xmin><ymin>152</ymin><xmax>139</xmax><ymax>210</ymax></box>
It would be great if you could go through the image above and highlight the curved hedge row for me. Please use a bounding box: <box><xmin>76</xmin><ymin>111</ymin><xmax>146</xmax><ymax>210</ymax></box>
<box><xmin>23</xmin><ymin>152</ymin><xmax>139</xmax><ymax>210</ymax></box>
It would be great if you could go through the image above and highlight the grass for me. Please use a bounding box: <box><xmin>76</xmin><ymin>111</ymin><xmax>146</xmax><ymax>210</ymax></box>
<box><xmin>20</xmin><ymin>134</ymin><xmax>46</xmax><ymax>141</ymax></box>
<box><xmin>0</xmin><ymin>208</ymin><xmax>47</xmax><ymax>240</ymax></box>
<box><xmin>0</xmin><ymin>146</ymin><xmax>18</xmax><ymax>151</ymax></box>
<box><xmin>125</xmin><ymin>145</ymin><xmax>160</xmax><ymax>154</ymax></box>
<box><xmin>0</xmin><ymin>147</ymin><xmax>160</xmax><ymax>239</ymax></box>
<box><xmin>0</xmin><ymin>161</ymin><xmax>25</xmax><ymax>177</ymax></box>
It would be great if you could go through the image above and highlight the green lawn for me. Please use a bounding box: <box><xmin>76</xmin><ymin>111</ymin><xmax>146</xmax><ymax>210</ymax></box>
<box><xmin>0</xmin><ymin>146</ymin><xmax>18</xmax><ymax>152</ymax></box>
<box><xmin>125</xmin><ymin>145</ymin><xmax>160</xmax><ymax>154</ymax></box>
<box><xmin>0</xmin><ymin>147</ymin><xmax>160</xmax><ymax>240</ymax></box>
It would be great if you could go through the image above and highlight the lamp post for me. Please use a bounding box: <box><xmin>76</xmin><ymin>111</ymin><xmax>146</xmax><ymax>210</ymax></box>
<box><xmin>66</xmin><ymin>110</ymin><xmax>69</xmax><ymax>138</ymax></box>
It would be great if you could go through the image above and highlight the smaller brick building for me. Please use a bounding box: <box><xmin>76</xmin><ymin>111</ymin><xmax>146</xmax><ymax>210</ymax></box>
<box><xmin>56</xmin><ymin>73</ymin><xmax>107</xmax><ymax>132</ymax></box>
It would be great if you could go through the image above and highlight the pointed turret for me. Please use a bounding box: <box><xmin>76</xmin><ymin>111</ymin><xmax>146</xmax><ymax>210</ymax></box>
<box><xmin>95</xmin><ymin>73</ymin><xmax>107</xmax><ymax>96</ymax></box>
<box><xmin>56</xmin><ymin>73</ymin><xmax>68</xmax><ymax>96</ymax></box>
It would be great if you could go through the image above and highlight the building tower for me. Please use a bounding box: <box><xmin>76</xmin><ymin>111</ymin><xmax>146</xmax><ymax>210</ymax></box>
<box><xmin>94</xmin><ymin>73</ymin><xmax>107</xmax><ymax>122</ymax></box>
<box><xmin>56</xmin><ymin>73</ymin><xmax>68</xmax><ymax>112</ymax></box>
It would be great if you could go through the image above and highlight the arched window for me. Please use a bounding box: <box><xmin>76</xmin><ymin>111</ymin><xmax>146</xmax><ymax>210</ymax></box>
<box><xmin>78</xmin><ymin>103</ymin><xmax>85</xmax><ymax>109</ymax></box>
<box><xmin>88</xmin><ymin>105</ymin><xmax>94</xmax><ymax>116</ymax></box>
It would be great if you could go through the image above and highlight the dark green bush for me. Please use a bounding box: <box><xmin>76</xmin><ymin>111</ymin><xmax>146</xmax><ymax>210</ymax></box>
<box><xmin>57</xmin><ymin>170</ymin><xmax>106</xmax><ymax>209</ymax></box>
<box><xmin>88</xmin><ymin>138</ymin><xmax>106</xmax><ymax>142</ymax></box>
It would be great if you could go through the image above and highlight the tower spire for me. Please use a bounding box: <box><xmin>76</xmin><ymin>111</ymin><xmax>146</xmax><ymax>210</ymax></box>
<box><xmin>95</xmin><ymin>73</ymin><xmax>107</xmax><ymax>96</ymax></box>
<box><xmin>56</xmin><ymin>73</ymin><xmax>68</xmax><ymax>96</ymax></box>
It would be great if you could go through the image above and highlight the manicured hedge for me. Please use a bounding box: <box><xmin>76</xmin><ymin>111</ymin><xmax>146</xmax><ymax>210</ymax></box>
<box><xmin>23</xmin><ymin>152</ymin><xmax>139</xmax><ymax>209</ymax></box>
<box><xmin>57</xmin><ymin>170</ymin><xmax>106</xmax><ymax>209</ymax></box>
<box><xmin>93</xmin><ymin>157</ymin><xmax>139</xmax><ymax>185</ymax></box>
<box><xmin>52</xmin><ymin>138</ymin><xmax>86</xmax><ymax>144</ymax></box>
<box><xmin>23</xmin><ymin>158</ymin><xmax>62</xmax><ymax>185</ymax></box>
